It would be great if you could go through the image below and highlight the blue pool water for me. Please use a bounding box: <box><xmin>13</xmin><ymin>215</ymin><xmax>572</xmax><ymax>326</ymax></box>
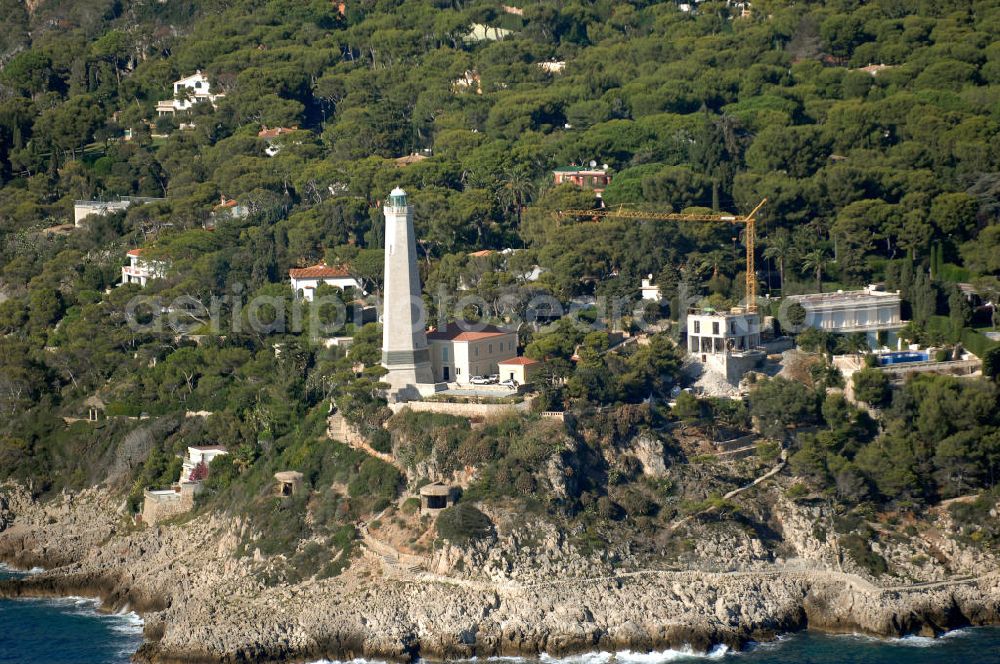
<box><xmin>878</xmin><ymin>351</ymin><xmax>930</xmax><ymax>366</ymax></box>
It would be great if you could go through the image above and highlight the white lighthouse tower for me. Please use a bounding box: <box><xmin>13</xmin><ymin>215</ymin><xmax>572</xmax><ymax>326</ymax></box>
<box><xmin>380</xmin><ymin>187</ymin><xmax>439</xmax><ymax>401</ymax></box>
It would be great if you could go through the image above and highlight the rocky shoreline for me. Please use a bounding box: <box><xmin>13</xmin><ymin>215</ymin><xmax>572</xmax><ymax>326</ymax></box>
<box><xmin>3</xmin><ymin>484</ymin><xmax>1000</xmax><ymax>663</ymax></box>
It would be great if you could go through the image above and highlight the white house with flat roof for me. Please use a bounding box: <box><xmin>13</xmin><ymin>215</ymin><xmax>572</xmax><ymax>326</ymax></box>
<box><xmin>641</xmin><ymin>274</ymin><xmax>662</xmax><ymax>301</ymax></box>
<box><xmin>427</xmin><ymin>323</ymin><xmax>519</xmax><ymax>383</ymax></box>
<box><xmin>687</xmin><ymin>308</ymin><xmax>764</xmax><ymax>385</ymax></box>
<box><xmin>785</xmin><ymin>285</ymin><xmax>905</xmax><ymax>348</ymax></box>
<box><xmin>121</xmin><ymin>248</ymin><xmax>167</xmax><ymax>287</ymax></box>
<box><xmin>74</xmin><ymin>196</ymin><xmax>163</xmax><ymax>227</ymax></box>
<box><xmin>180</xmin><ymin>446</ymin><xmax>228</xmax><ymax>483</ymax></box>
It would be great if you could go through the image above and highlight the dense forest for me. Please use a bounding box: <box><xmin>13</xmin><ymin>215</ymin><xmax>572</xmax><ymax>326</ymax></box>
<box><xmin>1</xmin><ymin>0</ymin><xmax>1000</xmax><ymax>564</ymax></box>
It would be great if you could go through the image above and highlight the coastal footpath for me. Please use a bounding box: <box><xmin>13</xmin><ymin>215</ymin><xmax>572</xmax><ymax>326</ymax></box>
<box><xmin>3</xmin><ymin>483</ymin><xmax>1000</xmax><ymax>663</ymax></box>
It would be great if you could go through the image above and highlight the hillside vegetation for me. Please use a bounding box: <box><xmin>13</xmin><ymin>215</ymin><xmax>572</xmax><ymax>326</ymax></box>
<box><xmin>1</xmin><ymin>0</ymin><xmax>1000</xmax><ymax>571</ymax></box>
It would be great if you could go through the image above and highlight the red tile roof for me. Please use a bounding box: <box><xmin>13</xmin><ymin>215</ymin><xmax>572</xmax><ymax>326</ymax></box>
<box><xmin>127</xmin><ymin>248</ymin><xmax>144</xmax><ymax>257</ymax></box>
<box><xmin>498</xmin><ymin>356</ymin><xmax>538</xmax><ymax>365</ymax></box>
<box><xmin>426</xmin><ymin>323</ymin><xmax>514</xmax><ymax>342</ymax></box>
<box><xmin>258</xmin><ymin>126</ymin><xmax>298</xmax><ymax>139</ymax></box>
<box><xmin>468</xmin><ymin>249</ymin><xmax>495</xmax><ymax>258</ymax></box>
<box><xmin>289</xmin><ymin>264</ymin><xmax>353</xmax><ymax>279</ymax></box>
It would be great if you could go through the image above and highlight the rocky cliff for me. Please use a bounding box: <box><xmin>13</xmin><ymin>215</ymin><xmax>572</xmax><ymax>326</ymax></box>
<box><xmin>2</xmin><ymin>483</ymin><xmax>1000</xmax><ymax>664</ymax></box>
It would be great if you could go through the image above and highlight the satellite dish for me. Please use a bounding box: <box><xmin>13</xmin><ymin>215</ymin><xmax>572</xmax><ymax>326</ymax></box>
<box><xmin>589</xmin><ymin>160</ymin><xmax>597</xmax><ymax>168</ymax></box>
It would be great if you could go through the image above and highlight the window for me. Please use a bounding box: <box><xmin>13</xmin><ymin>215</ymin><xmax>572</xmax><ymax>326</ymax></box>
<box><xmin>475</xmin><ymin>347</ymin><xmax>479</xmax><ymax>357</ymax></box>
<box><xmin>712</xmin><ymin>322</ymin><xmax>720</xmax><ymax>335</ymax></box>
<box><xmin>730</xmin><ymin>322</ymin><xmax>736</xmax><ymax>335</ymax></box>
<box><xmin>442</xmin><ymin>347</ymin><xmax>449</xmax><ymax>361</ymax></box>
<box><xmin>488</xmin><ymin>343</ymin><xmax>493</xmax><ymax>354</ymax></box>
<box><xmin>693</xmin><ymin>320</ymin><xmax>700</xmax><ymax>333</ymax></box>
<box><xmin>456</xmin><ymin>367</ymin><xmax>461</xmax><ymax>375</ymax></box>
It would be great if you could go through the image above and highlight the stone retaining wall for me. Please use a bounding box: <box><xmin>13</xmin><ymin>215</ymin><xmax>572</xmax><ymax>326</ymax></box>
<box><xmin>141</xmin><ymin>484</ymin><xmax>198</xmax><ymax>525</ymax></box>
<box><xmin>388</xmin><ymin>400</ymin><xmax>527</xmax><ymax>418</ymax></box>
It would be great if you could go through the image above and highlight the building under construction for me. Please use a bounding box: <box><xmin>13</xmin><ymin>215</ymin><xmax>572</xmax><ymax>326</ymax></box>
<box><xmin>686</xmin><ymin>307</ymin><xmax>764</xmax><ymax>385</ymax></box>
<box><xmin>560</xmin><ymin>198</ymin><xmax>769</xmax><ymax>387</ymax></box>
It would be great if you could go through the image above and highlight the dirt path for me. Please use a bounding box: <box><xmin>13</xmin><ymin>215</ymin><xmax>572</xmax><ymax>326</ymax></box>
<box><xmin>668</xmin><ymin>450</ymin><xmax>787</xmax><ymax>533</ymax></box>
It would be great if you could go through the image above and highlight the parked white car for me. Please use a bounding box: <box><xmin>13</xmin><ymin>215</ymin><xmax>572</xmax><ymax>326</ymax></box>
<box><xmin>470</xmin><ymin>375</ymin><xmax>491</xmax><ymax>385</ymax></box>
<box><xmin>500</xmin><ymin>378</ymin><xmax>518</xmax><ymax>389</ymax></box>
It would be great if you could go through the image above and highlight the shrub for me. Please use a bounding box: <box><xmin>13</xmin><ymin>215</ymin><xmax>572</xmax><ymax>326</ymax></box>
<box><xmin>347</xmin><ymin>458</ymin><xmax>402</xmax><ymax>501</ymax></box>
<box><xmin>617</xmin><ymin>487</ymin><xmax>658</xmax><ymax>517</ymax></box>
<box><xmin>369</xmin><ymin>428</ymin><xmax>392</xmax><ymax>454</ymax></box>
<box><xmin>435</xmin><ymin>503</ymin><xmax>494</xmax><ymax>544</ymax></box>
<box><xmin>852</xmin><ymin>367</ymin><xmax>889</xmax><ymax>406</ymax></box>
<box><xmin>840</xmin><ymin>533</ymin><xmax>888</xmax><ymax>577</ymax></box>
<box><xmin>786</xmin><ymin>482</ymin><xmax>809</xmax><ymax>500</ymax></box>
<box><xmin>596</xmin><ymin>496</ymin><xmax>623</xmax><ymax>520</ymax></box>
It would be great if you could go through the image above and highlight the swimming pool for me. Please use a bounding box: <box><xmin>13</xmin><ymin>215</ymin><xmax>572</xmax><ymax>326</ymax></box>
<box><xmin>878</xmin><ymin>351</ymin><xmax>930</xmax><ymax>366</ymax></box>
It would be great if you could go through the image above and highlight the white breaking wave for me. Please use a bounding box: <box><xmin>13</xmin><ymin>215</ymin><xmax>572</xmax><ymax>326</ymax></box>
<box><xmin>0</xmin><ymin>562</ymin><xmax>44</xmax><ymax>575</ymax></box>
<box><xmin>615</xmin><ymin>646</ymin><xmax>730</xmax><ymax>662</ymax></box>
<box><xmin>540</xmin><ymin>652</ymin><xmax>613</xmax><ymax>664</ymax></box>
<box><xmin>836</xmin><ymin>629</ymin><xmax>971</xmax><ymax>648</ymax></box>
<box><xmin>539</xmin><ymin>646</ymin><xmax>730</xmax><ymax>664</ymax></box>
<box><xmin>306</xmin><ymin>659</ymin><xmax>389</xmax><ymax>664</ymax></box>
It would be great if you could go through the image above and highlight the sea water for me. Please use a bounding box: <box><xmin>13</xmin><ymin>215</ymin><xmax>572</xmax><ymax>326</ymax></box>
<box><xmin>3</xmin><ymin>559</ymin><xmax>1000</xmax><ymax>664</ymax></box>
<box><xmin>0</xmin><ymin>563</ymin><xmax>143</xmax><ymax>664</ymax></box>
<box><xmin>311</xmin><ymin>629</ymin><xmax>1000</xmax><ymax>664</ymax></box>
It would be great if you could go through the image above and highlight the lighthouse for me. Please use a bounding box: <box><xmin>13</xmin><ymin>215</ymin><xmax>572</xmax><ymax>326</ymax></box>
<box><xmin>380</xmin><ymin>187</ymin><xmax>439</xmax><ymax>400</ymax></box>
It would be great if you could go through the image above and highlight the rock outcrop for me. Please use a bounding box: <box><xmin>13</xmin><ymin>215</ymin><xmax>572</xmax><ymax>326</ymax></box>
<box><xmin>2</xmin><ymin>484</ymin><xmax>1000</xmax><ymax>664</ymax></box>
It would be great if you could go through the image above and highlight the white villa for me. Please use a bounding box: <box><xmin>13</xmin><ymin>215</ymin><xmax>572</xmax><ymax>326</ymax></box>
<box><xmin>157</xmin><ymin>71</ymin><xmax>224</xmax><ymax>116</ymax></box>
<box><xmin>289</xmin><ymin>264</ymin><xmax>362</xmax><ymax>301</ymax></box>
<box><xmin>641</xmin><ymin>274</ymin><xmax>662</xmax><ymax>301</ymax></box>
<box><xmin>121</xmin><ymin>248</ymin><xmax>168</xmax><ymax>287</ymax></box>
<box><xmin>179</xmin><ymin>446</ymin><xmax>229</xmax><ymax>483</ymax></box>
<box><xmin>785</xmin><ymin>285</ymin><xmax>905</xmax><ymax>348</ymax></box>
<box><xmin>427</xmin><ymin>323</ymin><xmax>519</xmax><ymax>383</ymax></box>
<box><xmin>74</xmin><ymin>196</ymin><xmax>163</xmax><ymax>227</ymax></box>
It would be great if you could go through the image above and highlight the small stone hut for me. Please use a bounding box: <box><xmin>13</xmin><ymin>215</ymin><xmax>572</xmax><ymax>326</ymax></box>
<box><xmin>274</xmin><ymin>471</ymin><xmax>304</xmax><ymax>497</ymax></box>
<box><xmin>419</xmin><ymin>481</ymin><xmax>455</xmax><ymax>514</ymax></box>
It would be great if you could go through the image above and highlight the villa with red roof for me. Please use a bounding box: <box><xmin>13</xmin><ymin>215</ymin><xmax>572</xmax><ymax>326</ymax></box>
<box><xmin>289</xmin><ymin>264</ymin><xmax>363</xmax><ymax>301</ymax></box>
<box><xmin>121</xmin><ymin>248</ymin><xmax>167</xmax><ymax>287</ymax></box>
<box><xmin>426</xmin><ymin>323</ymin><xmax>523</xmax><ymax>384</ymax></box>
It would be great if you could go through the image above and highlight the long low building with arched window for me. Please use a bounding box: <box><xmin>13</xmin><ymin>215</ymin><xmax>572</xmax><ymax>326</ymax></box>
<box><xmin>289</xmin><ymin>264</ymin><xmax>363</xmax><ymax>301</ymax></box>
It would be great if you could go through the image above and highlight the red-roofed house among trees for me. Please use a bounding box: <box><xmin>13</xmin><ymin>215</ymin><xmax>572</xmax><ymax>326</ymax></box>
<box><xmin>289</xmin><ymin>264</ymin><xmax>363</xmax><ymax>301</ymax></box>
<box><xmin>552</xmin><ymin>165</ymin><xmax>612</xmax><ymax>195</ymax></box>
<box><xmin>121</xmin><ymin>248</ymin><xmax>168</xmax><ymax>287</ymax></box>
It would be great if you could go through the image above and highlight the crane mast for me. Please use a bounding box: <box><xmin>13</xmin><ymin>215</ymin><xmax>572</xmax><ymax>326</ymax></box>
<box><xmin>558</xmin><ymin>198</ymin><xmax>768</xmax><ymax>313</ymax></box>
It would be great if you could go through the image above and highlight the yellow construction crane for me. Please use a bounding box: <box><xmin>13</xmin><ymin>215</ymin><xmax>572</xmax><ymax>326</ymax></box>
<box><xmin>558</xmin><ymin>198</ymin><xmax>768</xmax><ymax>313</ymax></box>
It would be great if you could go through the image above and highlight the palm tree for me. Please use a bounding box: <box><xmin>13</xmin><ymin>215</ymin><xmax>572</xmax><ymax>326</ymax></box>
<box><xmin>496</xmin><ymin>168</ymin><xmax>536</xmax><ymax>228</ymax></box>
<box><xmin>800</xmin><ymin>247</ymin><xmax>830</xmax><ymax>293</ymax></box>
<box><xmin>762</xmin><ymin>229</ymin><xmax>793</xmax><ymax>294</ymax></box>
